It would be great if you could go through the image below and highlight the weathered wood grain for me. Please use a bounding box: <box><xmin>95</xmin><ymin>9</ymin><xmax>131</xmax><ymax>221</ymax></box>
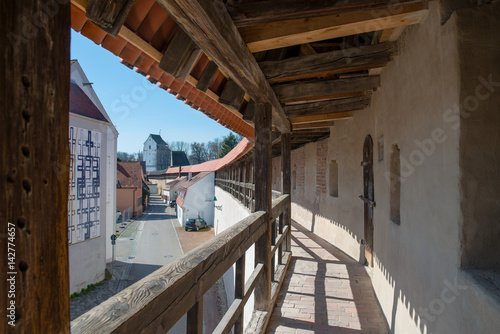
<box><xmin>284</xmin><ymin>97</ymin><xmax>371</xmax><ymax>118</ymax></box>
<box><xmin>86</xmin><ymin>0</ymin><xmax>136</xmax><ymax>36</ymax></box>
<box><xmin>259</xmin><ymin>42</ymin><xmax>396</xmax><ymax>83</ymax></box>
<box><xmin>71</xmin><ymin>211</ymin><xmax>266</xmax><ymax>333</ymax></box>
<box><xmin>228</xmin><ymin>0</ymin><xmax>422</xmax><ymax>28</ymax></box>
<box><xmin>274</xmin><ymin>76</ymin><xmax>380</xmax><ymax>103</ymax></box>
<box><xmin>196</xmin><ymin>61</ymin><xmax>219</xmax><ymax>92</ymax></box>
<box><xmin>157</xmin><ymin>0</ymin><xmax>291</xmax><ymax>133</ymax></box>
<box><xmin>220</xmin><ymin>78</ymin><xmax>246</xmax><ymax>111</ymax></box>
<box><xmin>281</xmin><ymin>133</ymin><xmax>292</xmax><ymax>252</ymax></box>
<box><xmin>187</xmin><ymin>298</ymin><xmax>203</xmax><ymax>334</ymax></box>
<box><xmin>238</xmin><ymin>1</ymin><xmax>428</xmax><ymax>52</ymax></box>
<box><xmin>159</xmin><ymin>27</ymin><xmax>202</xmax><ymax>82</ymax></box>
<box><xmin>253</xmin><ymin>103</ymin><xmax>273</xmax><ymax>311</ymax></box>
<box><xmin>0</xmin><ymin>1</ymin><xmax>70</xmax><ymax>333</ymax></box>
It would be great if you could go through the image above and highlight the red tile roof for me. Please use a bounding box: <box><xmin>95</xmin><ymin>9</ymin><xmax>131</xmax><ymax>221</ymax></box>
<box><xmin>71</xmin><ymin>0</ymin><xmax>254</xmax><ymax>139</ymax></box>
<box><xmin>175</xmin><ymin>171</ymin><xmax>212</xmax><ymax>207</ymax></box>
<box><xmin>165</xmin><ymin>137</ymin><xmax>253</xmax><ymax>175</ymax></box>
<box><xmin>117</xmin><ymin>161</ymin><xmax>144</xmax><ymax>189</ymax></box>
<box><xmin>69</xmin><ymin>81</ymin><xmax>109</xmax><ymax>123</ymax></box>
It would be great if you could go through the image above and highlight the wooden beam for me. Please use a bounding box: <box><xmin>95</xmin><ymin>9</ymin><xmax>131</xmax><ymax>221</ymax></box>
<box><xmin>299</xmin><ymin>43</ymin><xmax>316</xmax><ymax>56</ymax></box>
<box><xmin>291</xmin><ymin>112</ymin><xmax>352</xmax><ymax>124</ymax></box>
<box><xmin>71</xmin><ymin>212</ymin><xmax>267</xmax><ymax>333</ymax></box>
<box><xmin>187</xmin><ymin>299</ymin><xmax>203</xmax><ymax>334</ymax></box>
<box><xmin>281</xmin><ymin>133</ymin><xmax>292</xmax><ymax>255</ymax></box>
<box><xmin>253</xmin><ymin>103</ymin><xmax>272</xmax><ymax>311</ymax></box>
<box><xmin>293</xmin><ymin>128</ymin><xmax>331</xmax><ymax>134</ymax></box>
<box><xmin>370</xmin><ymin>27</ymin><xmax>404</xmax><ymax>75</ymax></box>
<box><xmin>1</xmin><ymin>0</ymin><xmax>70</xmax><ymax>333</ymax></box>
<box><xmin>159</xmin><ymin>27</ymin><xmax>203</xmax><ymax>82</ymax></box>
<box><xmin>85</xmin><ymin>0</ymin><xmax>135</xmax><ymax>36</ymax></box>
<box><xmin>219</xmin><ymin>78</ymin><xmax>246</xmax><ymax>111</ymax></box>
<box><xmin>293</xmin><ymin>121</ymin><xmax>336</xmax><ymax>130</ymax></box>
<box><xmin>196</xmin><ymin>61</ymin><xmax>218</xmax><ymax>92</ymax></box>
<box><xmin>229</xmin><ymin>0</ymin><xmax>422</xmax><ymax>27</ymax></box>
<box><xmin>284</xmin><ymin>97</ymin><xmax>371</xmax><ymax>118</ymax></box>
<box><xmin>274</xmin><ymin>76</ymin><xmax>380</xmax><ymax>103</ymax></box>
<box><xmin>243</xmin><ymin>99</ymin><xmax>255</xmax><ymax>122</ymax></box>
<box><xmin>157</xmin><ymin>0</ymin><xmax>291</xmax><ymax>133</ymax></box>
<box><xmin>259</xmin><ymin>42</ymin><xmax>396</xmax><ymax>83</ymax></box>
<box><xmin>238</xmin><ymin>1</ymin><xmax>428</xmax><ymax>52</ymax></box>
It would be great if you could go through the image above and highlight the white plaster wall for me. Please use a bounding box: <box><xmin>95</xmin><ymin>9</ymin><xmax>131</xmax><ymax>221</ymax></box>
<box><xmin>144</xmin><ymin>136</ymin><xmax>158</xmax><ymax>172</ymax></box>
<box><xmin>214</xmin><ymin>186</ymin><xmax>255</xmax><ymax>328</ymax></box>
<box><xmin>68</xmin><ymin>114</ymin><xmax>108</xmax><ymax>294</ymax></box>
<box><xmin>280</xmin><ymin>2</ymin><xmax>500</xmax><ymax>333</ymax></box>
<box><xmin>180</xmin><ymin>173</ymin><xmax>215</xmax><ymax>226</ymax></box>
<box><xmin>71</xmin><ymin>61</ymin><xmax>118</xmax><ymax>263</ymax></box>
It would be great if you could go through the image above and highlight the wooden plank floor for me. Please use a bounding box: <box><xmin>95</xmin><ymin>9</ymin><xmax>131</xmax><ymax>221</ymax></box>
<box><xmin>267</xmin><ymin>222</ymin><xmax>389</xmax><ymax>334</ymax></box>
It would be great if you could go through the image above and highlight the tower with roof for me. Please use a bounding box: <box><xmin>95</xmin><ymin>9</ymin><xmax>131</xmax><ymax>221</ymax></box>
<box><xmin>143</xmin><ymin>134</ymin><xmax>171</xmax><ymax>172</ymax></box>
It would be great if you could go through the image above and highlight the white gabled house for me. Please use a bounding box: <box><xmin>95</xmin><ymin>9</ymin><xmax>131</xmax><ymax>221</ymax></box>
<box><xmin>175</xmin><ymin>172</ymin><xmax>215</xmax><ymax>227</ymax></box>
<box><xmin>68</xmin><ymin>60</ymin><xmax>118</xmax><ymax>293</ymax></box>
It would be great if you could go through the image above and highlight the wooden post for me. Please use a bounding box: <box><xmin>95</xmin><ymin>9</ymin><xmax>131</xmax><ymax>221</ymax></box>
<box><xmin>281</xmin><ymin>133</ymin><xmax>292</xmax><ymax>252</ymax></box>
<box><xmin>253</xmin><ymin>103</ymin><xmax>272</xmax><ymax>311</ymax></box>
<box><xmin>235</xmin><ymin>254</ymin><xmax>245</xmax><ymax>334</ymax></box>
<box><xmin>187</xmin><ymin>297</ymin><xmax>203</xmax><ymax>334</ymax></box>
<box><xmin>0</xmin><ymin>1</ymin><xmax>71</xmax><ymax>333</ymax></box>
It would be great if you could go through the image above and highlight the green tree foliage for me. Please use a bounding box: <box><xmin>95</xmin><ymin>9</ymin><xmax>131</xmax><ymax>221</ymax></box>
<box><xmin>219</xmin><ymin>133</ymin><xmax>240</xmax><ymax>158</ymax></box>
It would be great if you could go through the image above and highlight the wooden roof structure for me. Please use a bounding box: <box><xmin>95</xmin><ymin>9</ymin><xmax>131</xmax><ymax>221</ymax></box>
<box><xmin>71</xmin><ymin>0</ymin><xmax>428</xmax><ymax>150</ymax></box>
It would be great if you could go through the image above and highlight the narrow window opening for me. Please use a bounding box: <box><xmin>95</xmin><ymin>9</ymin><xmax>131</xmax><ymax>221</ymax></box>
<box><xmin>292</xmin><ymin>164</ymin><xmax>297</xmax><ymax>190</ymax></box>
<box><xmin>390</xmin><ymin>145</ymin><xmax>401</xmax><ymax>225</ymax></box>
<box><xmin>329</xmin><ymin>160</ymin><xmax>338</xmax><ymax>198</ymax></box>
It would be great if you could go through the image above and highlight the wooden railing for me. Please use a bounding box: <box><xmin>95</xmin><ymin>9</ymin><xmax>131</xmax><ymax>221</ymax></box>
<box><xmin>215</xmin><ymin>178</ymin><xmax>282</xmax><ymax>212</ymax></box>
<box><xmin>71</xmin><ymin>194</ymin><xmax>291</xmax><ymax>334</ymax></box>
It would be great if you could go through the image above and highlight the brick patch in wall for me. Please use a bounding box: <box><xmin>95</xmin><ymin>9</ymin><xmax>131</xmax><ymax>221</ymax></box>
<box><xmin>316</xmin><ymin>140</ymin><xmax>328</xmax><ymax>194</ymax></box>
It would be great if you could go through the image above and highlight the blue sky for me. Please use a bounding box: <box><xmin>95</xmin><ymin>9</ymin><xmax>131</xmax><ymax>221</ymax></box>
<box><xmin>70</xmin><ymin>30</ymin><xmax>233</xmax><ymax>153</ymax></box>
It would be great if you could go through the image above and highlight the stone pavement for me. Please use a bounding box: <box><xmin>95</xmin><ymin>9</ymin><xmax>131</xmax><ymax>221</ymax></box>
<box><xmin>268</xmin><ymin>222</ymin><xmax>389</xmax><ymax>334</ymax></box>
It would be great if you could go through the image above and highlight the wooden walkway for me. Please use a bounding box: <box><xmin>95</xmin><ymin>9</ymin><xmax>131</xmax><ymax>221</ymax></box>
<box><xmin>267</xmin><ymin>222</ymin><xmax>389</xmax><ymax>334</ymax></box>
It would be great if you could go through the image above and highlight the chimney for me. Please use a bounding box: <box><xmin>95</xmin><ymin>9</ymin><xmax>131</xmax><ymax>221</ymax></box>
<box><xmin>178</xmin><ymin>166</ymin><xmax>181</xmax><ymax>178</ymax></box>
<box><xmin>188</xmin><ymin>172</ymin><xmax>192</xmax><ymax>181</ymax></box>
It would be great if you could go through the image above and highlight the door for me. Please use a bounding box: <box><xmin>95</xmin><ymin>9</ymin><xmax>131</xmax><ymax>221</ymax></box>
<box><xmin>362</xmin><ymin>135</ymin><xmax>375</xmax><ymax>267</ymax></box>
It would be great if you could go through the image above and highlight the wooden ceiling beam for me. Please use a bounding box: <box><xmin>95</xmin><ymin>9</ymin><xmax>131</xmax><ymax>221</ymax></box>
<box><xmin>85</xmin><ymin>0</ymin><xmax>135</xmax><ymax>36</ymax></box>
<box><xmin>284</xmin><ymin>97</ymin><xmax>371</xmax><ymax>118</ymax></box>
<box><xmin>291</xmin><ymin>112</ymin><xmax>353</xmax><ymax>124</ymax></box>
<box><xmin>274</xmin><ymin>76</ymin><xmax>380</xmax><ymax>103</ymax></box>
<box><xmin>238</xmin><ymin>1</ymin><xmax>428</xmax><ymax>52</ymax></box>
<box><xmin>293</xmin><ymin>121</ymin><xmax>337</xmax><ymax>130</ymax></box>
<box><xmin>259</xmin><ymin>42</ymin><xmax>396</xmax><ymax>83</ymax></box>
<box><xmin>157</xmin><ymin>0</ymin><xmax>291</xmax><ymax>133</ymax></box>
<box><xmin>159</xmin><ymin>28</ymin><xmax>203</xmax><ymax>82</ymax></box>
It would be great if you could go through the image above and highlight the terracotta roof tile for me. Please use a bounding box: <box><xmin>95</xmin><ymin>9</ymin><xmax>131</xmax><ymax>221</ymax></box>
<box><xmin>69</xmin><ymin>81</ymin><xmax>109</xmax><ymax>123</ymax></box>
<box><xmin>71</xmin><ymin>5</ymin><xmax>87</xmax><ymax>32</ymax></box>
<box><xmin>137</xmin><ymin>2</ymin><xmax>168</xmax><ymax>42</ymax></box>
<box><xmin>117</xmin><ymin>161</ymin><xmax>144</xmax><ymax>189</ymax></box>
<box><xmin>81</xmin><ymin>21</ymin><xmax>107</xmax><ymax>45</ymax></box>
<box><xmin>101</xmin><ymin>35</ymin><xmax>128</xmax><ymax>56</ymax></box>
<box><xmin>126</xmin><ymin>0</ymin><xmax>156</xmax><ymax>32</ymax></box>
<box><xmin>165</xmin><ymin>138</ymin><xmax>253</xmax><ymax>175</ymax></box>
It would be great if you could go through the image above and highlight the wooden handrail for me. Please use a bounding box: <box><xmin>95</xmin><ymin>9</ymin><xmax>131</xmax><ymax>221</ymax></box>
<box><xmin>71</xmin><ymin>211</ymin><xmax>267</xmax><ymax>333</ymax></box>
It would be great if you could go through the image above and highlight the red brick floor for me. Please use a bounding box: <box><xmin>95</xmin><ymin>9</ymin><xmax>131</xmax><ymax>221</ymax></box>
<box><xmin>267</xmin><ymin>222</ymin><xmax>389</xmax><ymax>334</ymax></box>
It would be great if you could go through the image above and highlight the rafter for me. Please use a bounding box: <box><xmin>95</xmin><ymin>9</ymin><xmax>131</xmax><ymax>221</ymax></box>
<box><xmin>229</xmin><ymin>0</ymin><xmax>423</xmax><ymax>27</ymax></box>
<box><xmin>293</xmin><ymin>121</ymin><xmax>337</xmax><ymax>130</ymax></box>
<box><xmin>274</xmin><ymin>76</ymin><xmax>380</xmax><ymax>103</ymax></box>
<box><xmin>238</xmin><ymin>1</ymin><xmax>428</xmax><ymax>52</ymax></box>
<box><xmin>290</xmin><ymin>112</ymin><xmax>353</xmax><ymax>124</ymax></box>
<box><xmin>157</xmin><ymin>0</ymin><xmax>291</xmax><ymax>133</ymax></box>
<box><xmin>259</xmin><ymin>42</ymin><xmax>396</xmax><ymax>83</ymax></box>
<box><xmin>284</xmin><ymin>97</ymin><xmax>371</xmax><ymax>118</ymax></box>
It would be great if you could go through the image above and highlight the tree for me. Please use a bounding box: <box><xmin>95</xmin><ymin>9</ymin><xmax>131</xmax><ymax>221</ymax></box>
<box><xmin>189</xmin><ymin>142</ymin><xmax>208</xmax><ymax>164</ymax></box>
<box><xmin>136</xmin><ymin>150</ymin><xmax>143</xmax><ymax>162</ymax></box>
<box><xmin>219</xmin><ymin>133</ymin><xmax>240</xmax><ymax>158</ymax></box>
<box><xmin>117</xmin><ymin>151</ymin><xmax>134</xmax><ymax>161</ymax></box>
<box><xmin>207</xmin><ymin>138</ymin><xmax>222</xmax><ymax>160</ymax></box>
<box><xmin>168</xmin><ymin>141</ymin><xmax>191</xmax><ymax>156</ymax></box>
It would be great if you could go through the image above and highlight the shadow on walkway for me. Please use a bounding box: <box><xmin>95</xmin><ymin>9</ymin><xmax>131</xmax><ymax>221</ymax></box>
<box><xmin>267</xmin><ymin>221</ymin><xmax>389</xmax><ymax>334</ymax></box>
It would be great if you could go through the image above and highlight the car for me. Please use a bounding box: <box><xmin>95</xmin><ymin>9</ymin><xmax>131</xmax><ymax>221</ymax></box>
<box><xmin>169</xmin><ymin>200</ymin><xmax>176</xmax><ymax>208</ymax></box>
<box><xmin>185</xmin><ymin>218</ymin><xmax>207</xmax><ymax>231</ymax></box>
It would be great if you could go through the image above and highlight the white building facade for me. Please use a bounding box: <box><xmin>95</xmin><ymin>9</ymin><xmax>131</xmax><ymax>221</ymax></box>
<box><xmin>143</xmin><ymin>134</ymin><xmax>171</xmax><ymax>172</ymax></box>
<box><xmin>68</xmin><ymin>61</ymin><xmax>118</xmax><ymax>293</ymax></box>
